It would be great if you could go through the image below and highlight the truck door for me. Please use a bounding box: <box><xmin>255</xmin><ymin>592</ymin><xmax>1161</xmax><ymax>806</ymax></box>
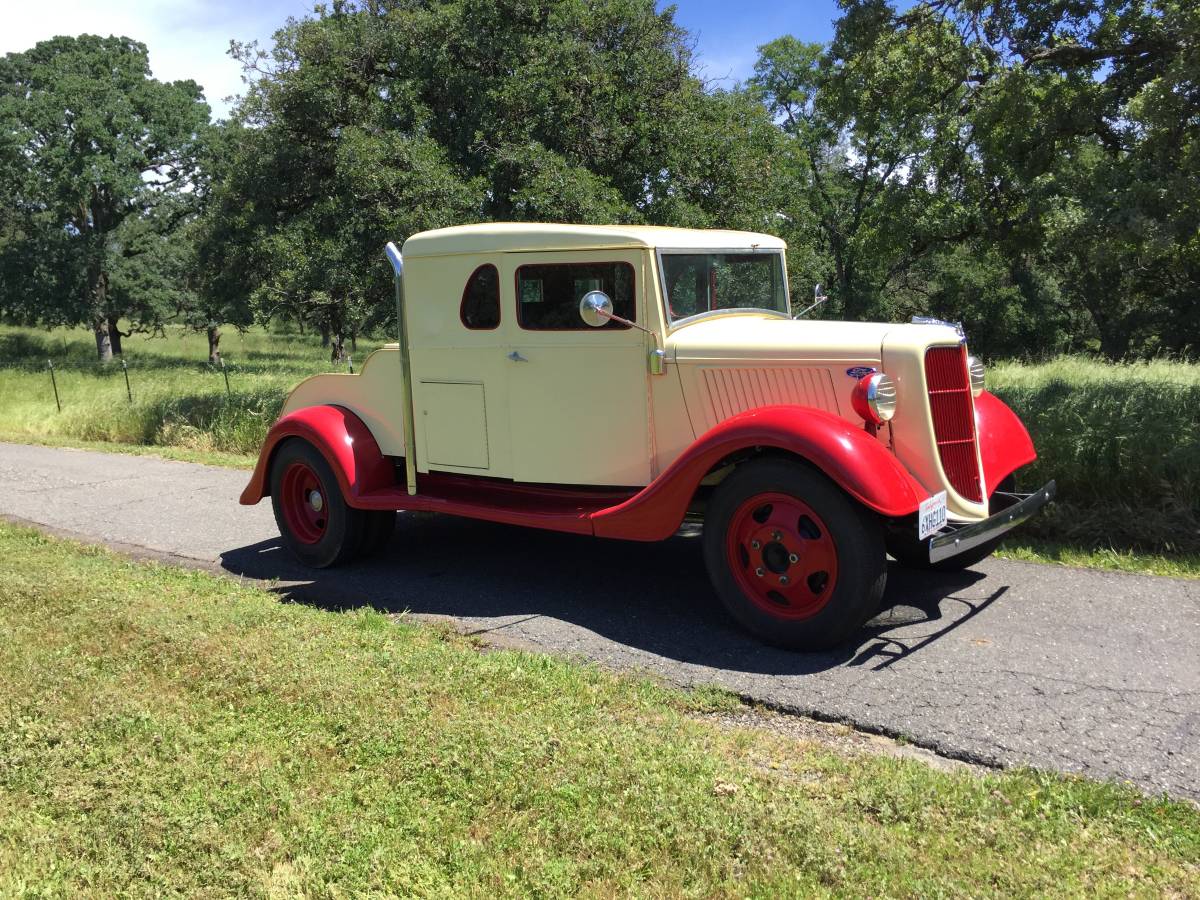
<box><xmin>408</xmin><ymin>260</ymin><xmax>512</xmax><ymax>477</ymax></box>
<box><xmin>501</xmin><ymin>250</ymin><xmax>653</xmax><ymax>487</ymax></box>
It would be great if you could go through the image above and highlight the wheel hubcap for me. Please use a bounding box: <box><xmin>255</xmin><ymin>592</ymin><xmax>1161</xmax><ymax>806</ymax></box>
<box><xmin>725</xmin><ymin>492</ymin><xmax>839</xmax><ymax>620</ymax></box>
<box><xmin>280</xmin><ymin>462</ymin><xmax>328</xmax><ymax>545</ymax></box>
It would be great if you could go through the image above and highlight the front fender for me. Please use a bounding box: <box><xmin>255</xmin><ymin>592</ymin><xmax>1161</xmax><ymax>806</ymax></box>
<box><xmin>239</xmin><ymin>405</ymin><xmax>395</xmax><ymax>507</ymax></box>
<box><xmin>590</xmin><ymin>405</ymin><xmax>928</xmax><ymax>541</ymax></box>
<box><xmin>974</xmin><ymin>390</ymin><xmax>1037</xmax><ymax>495</ymax></box>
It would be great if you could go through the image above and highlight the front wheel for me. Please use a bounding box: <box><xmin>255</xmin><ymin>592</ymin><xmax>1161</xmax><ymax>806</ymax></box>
<box><xmin>270</xmin><ymin>439</ymin><xmax>366</xmax><ymax>568</ymax></box>
<box><xmin>703</xmin><ymin>459</ymin><xmax>887</xmax><ymax>651</ymax></box>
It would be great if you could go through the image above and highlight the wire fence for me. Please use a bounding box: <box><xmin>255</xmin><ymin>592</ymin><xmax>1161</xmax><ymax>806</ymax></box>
<box><xmin>35</xmin><ymin>353</ymin><xmax>356</xmax><ymax>412</ymax></box>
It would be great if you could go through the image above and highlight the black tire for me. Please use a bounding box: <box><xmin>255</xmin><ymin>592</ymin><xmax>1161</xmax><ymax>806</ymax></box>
<box><xmin>703</xmin><ymin>458</ymin><xmax>887</xmax><ymax>652</ymax></box>
<box><xmin>887</xmin><ymin>476</ymin><xmax>1015</xmax><ymax>572</ymax></box>
<box><xmin>360</xmin><ymin>510</ymin><xmax>397</xmax><ymax>558</ymax></box>
<box><xmin>269</xmin><ymin>439</ymin><xmax>366</xmax><ymax>568</ymax></box>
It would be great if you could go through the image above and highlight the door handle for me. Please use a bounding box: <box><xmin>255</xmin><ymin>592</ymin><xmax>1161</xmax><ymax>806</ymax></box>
<box><xmin>507</xmin><ymin>351</ymin><xmax>529</xmax><ymax>363</ymax></box>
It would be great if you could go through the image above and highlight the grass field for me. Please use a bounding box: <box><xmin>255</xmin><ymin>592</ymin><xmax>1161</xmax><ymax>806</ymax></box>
<box><xmin>1</xmin><ymin>522</ymin><xmax>1197</xmax><ymax>896</ymax></box>
<box><xmin>1</xmin><ymin>324</ymin><xmax>1197</xmax><ymax>570</ymax></box>
<box><xmin>0</xmin><ymin>325</ymin><xmax>384</xmax><ymax>456</ymax></box>
<box><xmin>989</xmin><ymin>356</ymin><xmax>1200</xmax><ymax>556</ymax></box>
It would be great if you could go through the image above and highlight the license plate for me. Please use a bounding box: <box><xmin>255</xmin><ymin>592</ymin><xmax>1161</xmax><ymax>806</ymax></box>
<box><xmin>918</xmin><ymin>491</ymin><xmax>948</xmax><ymax>540</ymax></box>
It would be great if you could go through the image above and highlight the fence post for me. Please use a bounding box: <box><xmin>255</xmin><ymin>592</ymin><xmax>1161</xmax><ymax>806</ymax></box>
<box><xmin>220</xmin><ymin>357</ymin><xmax>231</xmax><ymax>397</ymax></box>
<box><xmin>121</xmin><ymin>358</ymin><xmax>132</xmax><ymax>402</ymax></box>
<box><xmin>47</xmin><ymin>360</ymin><xmax>61</xmax><ymax>412</ymax></box>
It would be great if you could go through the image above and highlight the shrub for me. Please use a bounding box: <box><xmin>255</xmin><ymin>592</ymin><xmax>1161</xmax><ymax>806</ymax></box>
<box><xmin>990</xmin><ymin>357</ymin><xmax>1200</xmax><ymax>553</ymax></box>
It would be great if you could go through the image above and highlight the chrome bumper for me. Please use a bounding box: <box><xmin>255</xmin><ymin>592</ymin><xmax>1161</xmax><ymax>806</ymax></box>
<box><xmin>928</xmin><ymin>480</ymin><xmax>1057</xmax><ymax>564</ymax></box>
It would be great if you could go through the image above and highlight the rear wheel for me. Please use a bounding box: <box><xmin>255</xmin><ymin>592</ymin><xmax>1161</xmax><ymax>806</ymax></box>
<box><xmin>703</xmin><ymin>459</ymin><xmax>887</xmax><ymax>651</ymax></box>
<box><xmin>270</xmin><ymin>439</ymin><xmax>366</xmax><ymax>568</ymax></box>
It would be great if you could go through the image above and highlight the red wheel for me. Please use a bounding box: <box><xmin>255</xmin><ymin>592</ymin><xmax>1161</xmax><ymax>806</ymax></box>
<box><xmin>724</xmin><ymin>493</ymin><xmax>839</xmax><ymax>621</ymax></box>
<box><xmin>269</xmin><ymin>439</ymin><xmax>366</xmax><ymax>568</ymax></box>
<box><xmin>278</xmin><ymin>461</ymin><xmax>329</xmax><ymax>545</ymax></box>
<box><xmin>704</xmin><ymin>459</ymin><xmax>886</xmax><ymax>651</ymax></box>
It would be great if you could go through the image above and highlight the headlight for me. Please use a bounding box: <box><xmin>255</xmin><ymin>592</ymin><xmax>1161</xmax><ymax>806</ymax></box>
<box><xmin>967</xmin><ymin>355</ymin><xmax>985</xmax><ymax>397</ymax></box>
<box><xmin>851</xmin><ymin>372</ymin><xmax>897</xmax><ymax>425</ymax></box>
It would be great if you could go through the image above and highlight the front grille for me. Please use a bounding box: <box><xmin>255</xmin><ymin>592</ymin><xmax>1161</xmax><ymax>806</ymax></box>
<box><xmin>925</xmin><ymin>346</ymin><xmax>983</xmax><ymax>502</ymax></box>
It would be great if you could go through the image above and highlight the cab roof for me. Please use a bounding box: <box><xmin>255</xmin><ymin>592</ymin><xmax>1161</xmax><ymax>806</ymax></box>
<box><xmin>400</xmin><ymin>222</ymin><xmax>787</xmax><ymax>258</ymax></box>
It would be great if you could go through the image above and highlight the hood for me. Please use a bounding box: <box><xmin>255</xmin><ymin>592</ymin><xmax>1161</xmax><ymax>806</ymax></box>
<box><xmin>667</xmin><ymin>313</ymin><xmax>962</xmax><ymax>364</ymax></box>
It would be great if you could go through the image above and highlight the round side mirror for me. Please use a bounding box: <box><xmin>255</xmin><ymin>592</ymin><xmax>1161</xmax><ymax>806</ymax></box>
<box><xmin>579</xmin><ymin>290</ymin><xmax>613</xmax><ymax>327</ymax></box>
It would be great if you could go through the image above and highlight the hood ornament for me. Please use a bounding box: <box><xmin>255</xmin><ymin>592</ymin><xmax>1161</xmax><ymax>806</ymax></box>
<box><xmin>911</xmin><ymin>315</ymin><xmax>966</xmax><ymax>342</ymax></box>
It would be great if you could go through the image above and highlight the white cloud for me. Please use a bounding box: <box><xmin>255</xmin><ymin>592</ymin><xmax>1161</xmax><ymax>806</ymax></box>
<box><xmin>692</xmin><ymin>51</ymin><xmax>756</xmax><ymax>88</ymax></box>
<box><xmin>0</xmin><ymin>0</ymin><xmax>312</xmax><ymax>119</ymax></box>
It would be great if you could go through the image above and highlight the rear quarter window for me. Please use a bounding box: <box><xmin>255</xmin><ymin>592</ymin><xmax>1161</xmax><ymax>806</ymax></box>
<box><xmin>460</xmin><ymin>264</ymin><xmax>500</xmax><ymax>330</ymax></box>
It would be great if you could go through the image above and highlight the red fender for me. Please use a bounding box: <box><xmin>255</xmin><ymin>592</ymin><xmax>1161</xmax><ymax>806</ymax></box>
<box><xmin>590</xmin><ymin>405</ymin><xmax>929</xmax><ymax>542</ymax></box>
<box><xmin>974</xmin><ymin>390</ymin><xmax>1037</xmax><ymax>495</ymax></box>
<box><xmin>239</xmin><ymin>405</ymin><xmax>394</xmax><ymax>507</ymax></box>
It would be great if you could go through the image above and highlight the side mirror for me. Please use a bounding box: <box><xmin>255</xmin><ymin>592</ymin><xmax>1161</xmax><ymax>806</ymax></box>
<box><xmin>579</xmin><ymin>290</ymin><xmax>613</xmax><ymax>327</ymax></box>
<box><xmin>794</xmin><ymin>282</ymin><xmax>829</xmax><ymax>319</ymax></box>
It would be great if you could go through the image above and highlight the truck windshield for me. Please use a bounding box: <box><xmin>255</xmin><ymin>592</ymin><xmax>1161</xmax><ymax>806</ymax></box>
<box><xmin>660</xmin><ymin>252</ymin><xmax>789</xmax><ymax>322</ymax></box>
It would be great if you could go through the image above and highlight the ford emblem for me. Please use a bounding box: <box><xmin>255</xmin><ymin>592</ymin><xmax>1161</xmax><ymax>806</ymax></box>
<box><xmin>845</xmin><ymin>366</ymin><xmax>877</xmax><ymax>379</ymax></box>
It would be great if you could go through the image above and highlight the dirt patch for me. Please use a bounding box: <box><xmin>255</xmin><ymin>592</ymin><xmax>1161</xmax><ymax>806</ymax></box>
<box><xmin>696</xmin><ymin>707</ymin><xmax>991</xmax><ymax>776</ymax></box>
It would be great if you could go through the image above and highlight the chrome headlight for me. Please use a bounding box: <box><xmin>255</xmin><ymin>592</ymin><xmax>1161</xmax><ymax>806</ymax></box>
<box><xmin>852</xmin><ymin>372</ymin><xmax>897</xmax><ymax>425</ymax></box>
<box><xmin>967</xmin><ymin>355</ymin><xmax>985</xmax><ymax>397</ymax></box>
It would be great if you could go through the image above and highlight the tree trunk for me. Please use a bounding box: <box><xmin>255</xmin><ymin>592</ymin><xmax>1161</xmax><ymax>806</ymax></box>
<box><xmin>1098</xmin><ymin>323</ymin><xmax>1132</xmax><ymax>361</ymax></box>
<box><xmin>89</xmin><ymin>264</ymin><xmax>113</xmax><ymax>362</ymax></box>
<box><xmin>207</xmin><ymin>325</ymin><xmax>222</xmax><ymax>364</ymax></box>
<box><xmin>1087</xmin><ymin>297</ymin><xmax>1133</xmax><ymax>361</ymax></box>
<box><xmin>93</xmin><ymin>316</ymin><xmax>113</xmax><ymax>363</ymax></box>
<box><xmin>330</xmin><ymin>333</ymin><xmax>347</xmax><ymax>364</ymax></box>
<box><xmin>320</xmin><ymin>324</ymin><xmax>330</xmax><ymax>347</ymax></box>
<box><xmin>838</xmin><ymin>263</ymin><xmax>870</xmax><ymax>321</ymax></box>
<box><xmin>351</xmin><ymin>332</ymin><xmax>358</xmax><ymax>352</ymax></box>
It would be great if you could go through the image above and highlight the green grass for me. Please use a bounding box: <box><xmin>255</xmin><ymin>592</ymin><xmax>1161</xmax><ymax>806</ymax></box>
<box><xmin>996</xmin><ymin>538</ymin><xmax>1200</xmax><ymax>579</ymax></box>
<box><xmin>0</xmin><ymin>430</ymin><xmax>258</xmax><ymax>469</ymax></box>
<box><xmin>0</xmin><ymin>325</ymin><xmax>384</xmax><ymax>456</ymax></box>
<box><xmin>1</xmin><ymin>522</ymin><xmax>1197</xmax><ymax>896</ymax></box>
<box><xmin>989</xmin><ymin>356</ymin><xmax>1200</xmax><ymax>555</ymax></box>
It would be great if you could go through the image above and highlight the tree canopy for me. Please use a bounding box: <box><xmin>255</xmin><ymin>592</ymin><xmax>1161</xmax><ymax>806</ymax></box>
<box><xmin>0</xmin><ymin>1</ymin><xmax>1196</xmax><ymax>360</ymax></box>
<box><xmin>206</xmin><ymin>0</ymin><xmax>784</xmax><ymax>357</ymax></box>
<box><xmin>0</xmin><ymin>35</ymin><xmax>211</xmax><ymax>360</ymax></box>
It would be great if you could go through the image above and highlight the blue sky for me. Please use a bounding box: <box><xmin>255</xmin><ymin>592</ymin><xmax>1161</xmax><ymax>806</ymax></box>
<box><xmin>1</xmin><ymin>1</ymin><xmax>849</xmax><ymax>118</ymax></box>
<box><xmin>661</xmin><ymin>1</ymin><xmax>844</xmax><ymax>87</ymax></box>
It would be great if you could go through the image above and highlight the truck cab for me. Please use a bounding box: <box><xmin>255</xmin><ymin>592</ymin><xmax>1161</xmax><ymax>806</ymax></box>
<box><xmin>242</xmin><ymin>223</ymin><xmax>1054</xmax><ymax>651</ymax></box>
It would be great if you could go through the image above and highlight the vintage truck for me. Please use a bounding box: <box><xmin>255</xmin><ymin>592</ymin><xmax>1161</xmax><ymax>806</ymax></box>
<box><xmin>241</xmin><ymin>223</ymin><xmax>1054</xmax><ymax>650</ymax></box>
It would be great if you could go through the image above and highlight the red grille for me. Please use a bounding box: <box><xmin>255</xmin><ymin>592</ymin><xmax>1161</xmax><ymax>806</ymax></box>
<box><xmin>925</xmin><ymin>346</ymin><xmax>983</xmax><ymax>502</ymax></box>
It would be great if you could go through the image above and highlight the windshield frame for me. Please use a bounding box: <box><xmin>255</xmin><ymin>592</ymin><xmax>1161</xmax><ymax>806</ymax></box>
<box><xmin>655</xmin><ymin>247</ymin><xmax>792</xmax><ymax>329</ymax></box>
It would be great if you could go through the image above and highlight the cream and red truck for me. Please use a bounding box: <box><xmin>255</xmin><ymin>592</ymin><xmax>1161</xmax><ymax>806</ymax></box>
<box><xmin>241</xmin><ymin>223</ymin><xmax>1054</xmax><ymax>650</ymax></box>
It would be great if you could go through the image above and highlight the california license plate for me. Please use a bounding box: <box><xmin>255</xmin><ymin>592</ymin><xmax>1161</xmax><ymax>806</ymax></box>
<box><xmin>918</xmin><ymin>491</ymin><xmax>948</xmax><ymax>540</ymax></box>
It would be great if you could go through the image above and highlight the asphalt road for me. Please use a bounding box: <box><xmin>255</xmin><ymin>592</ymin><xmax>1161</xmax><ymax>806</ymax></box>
<box><xmin>1</xmin><ymin>441</ymin><xmax>1197</xmax><ymax>801</ymax></box>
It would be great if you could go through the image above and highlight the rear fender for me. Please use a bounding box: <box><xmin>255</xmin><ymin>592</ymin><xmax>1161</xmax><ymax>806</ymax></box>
<box><xmin>590</xmin><ymin>405</ymin><xmax>928</xmax><ymax>541</ymax></box>
<box><xmin>974</xmin><ymin>390</ymin><xmax>1037</xmax><ymax>495</ymax></box>
<box><xmin>239</xmin><ymin>405</ymin><xmax>395</xmax><ymax>507</ymax></box>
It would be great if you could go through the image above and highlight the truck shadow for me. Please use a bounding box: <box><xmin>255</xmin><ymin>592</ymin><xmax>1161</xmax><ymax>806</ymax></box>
<box><xmin>219</xmin><ymin>511</ymin><xmax>995</xmax><ymax>677</ymax></box>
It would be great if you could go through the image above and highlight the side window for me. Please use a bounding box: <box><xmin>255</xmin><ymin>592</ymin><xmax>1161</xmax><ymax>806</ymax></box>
<box><xmin>516</xmin><ymin>262</ymin><xmax>635</xmax><ymax>331</ymax></box>
<box><xmin>460</xmin><ymin>264</ymin><xmax>500</xmax><ymax>330</ymax></box>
